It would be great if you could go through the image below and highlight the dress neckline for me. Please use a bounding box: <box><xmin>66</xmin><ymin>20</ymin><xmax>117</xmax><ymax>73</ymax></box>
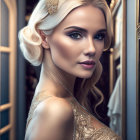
<box><xmin>26</xmin><ymin>90</ymin><xmax>122</xmax><ymax>140</ymax></box>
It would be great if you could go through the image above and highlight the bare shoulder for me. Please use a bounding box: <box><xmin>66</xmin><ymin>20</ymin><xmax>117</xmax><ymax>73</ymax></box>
<box><xmin>34</xmin><ymin>96</ymin><xmax>74</xmax><ymax>122</ymax></box>
<box><xmin>25</xmin><ymin>96</ymin><xmax>74</xmax><ymax>140</ymax></box>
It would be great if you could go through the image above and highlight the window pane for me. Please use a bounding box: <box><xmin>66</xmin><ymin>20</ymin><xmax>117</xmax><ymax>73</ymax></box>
<box><xmin>0</xmin><ymin>109</ymin><xmax>9</xmax><ymax>129</ymax></box>
<box><xmin>0</xmin><ymin>0</ymin><xmax>9</xmax><ymax>47</ymax></box>
<box><xmin>0</xmin><ymin>52</ymin><xmax>9</xmax><ymax>105</ymax></box>
<box><xmin>0</xmin><ymin>130</ymin><xmax>9</xmax><ymax>140</ymax></box>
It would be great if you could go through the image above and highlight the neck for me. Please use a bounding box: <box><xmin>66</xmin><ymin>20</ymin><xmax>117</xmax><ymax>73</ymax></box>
<box><xmin>36</xmin><ymin>51</ymin><xmax>76</xmax><ymax>98</ymax></box>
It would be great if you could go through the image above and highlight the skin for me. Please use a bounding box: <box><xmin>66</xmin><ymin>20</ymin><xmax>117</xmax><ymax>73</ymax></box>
<box><xmin>26</xmin><ymin>5</ymin><xmax>107</xmax><ymax>140</ymax></box>
<box><xmin>46</xmin><ymin>5</ymin><xmax>106</xmax><ymax>79</ymax></box>
<box><xmin>38</xmin><ymin>5</ymin><xmax>106</xmax><ymax>95</ymax></box>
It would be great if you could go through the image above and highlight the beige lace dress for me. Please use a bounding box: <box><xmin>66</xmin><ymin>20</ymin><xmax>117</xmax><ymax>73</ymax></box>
<box><xmin>26</xmin><ymin>91</ymin><xmax>122</xmax><ymax>140</ymax></box>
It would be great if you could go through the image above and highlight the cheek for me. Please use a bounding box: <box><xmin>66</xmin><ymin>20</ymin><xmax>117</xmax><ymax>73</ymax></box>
<box><xmin>50</xmin><ymin>37</ymin><xmax>80</xmax><ymax>61</ymax></box>
<box><xmin>95</xmin><ymin>43</ymin><xmax>104</xmax><ymax>59</ymax></box>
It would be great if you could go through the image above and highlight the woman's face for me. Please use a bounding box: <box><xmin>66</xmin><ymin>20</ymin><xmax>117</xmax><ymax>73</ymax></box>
<box><xmin>46</xmin><ymin>5</ymin><xmax>106</xmax><ymax>78</ymax></box>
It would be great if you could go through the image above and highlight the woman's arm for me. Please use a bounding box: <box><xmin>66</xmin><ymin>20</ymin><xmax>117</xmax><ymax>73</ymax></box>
<box><xmin>25</xmin><ymin>97</ymin><xmax>74</xmax><ymax>140</ymax></box>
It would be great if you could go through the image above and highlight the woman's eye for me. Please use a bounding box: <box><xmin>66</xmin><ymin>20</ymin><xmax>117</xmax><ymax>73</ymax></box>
<box><xmin>94</xmin><ymin>33</ymin><xmax>106</xmax><ymax>41</ymax></box>
<box><xmin>67</xmin><ymin>32</ymin><xmax>82</xmax><ymax>40</ymax></box>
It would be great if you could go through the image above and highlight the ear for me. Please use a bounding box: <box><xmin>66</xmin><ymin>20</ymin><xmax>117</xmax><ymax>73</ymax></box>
<box><xmin>39</xmin><ymin>31</ymin><xmax>50</xmax><ymax>49</ymax></box>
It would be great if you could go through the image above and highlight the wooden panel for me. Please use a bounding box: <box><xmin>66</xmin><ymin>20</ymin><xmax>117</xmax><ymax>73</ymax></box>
<box><xmin>0</xmin><ymin>104</ymin><xmax>11</xmax><ymax>112</ymax></box>
<box><xmin>0</xmin><ymin>0</ymin><xmax>17</xmax><ymax>140</ymax></box>
<box><xmin>0</xmin><ymin>125</ymin><xmax>11</xmax><ymax>135</ymax></box>
<box><xmin>0</xmin><ymin>47</ymin><xmax>11</xmax><ymax>52</ymax></box>
<box><xmin>0</xmin><ymin>0</ymin><xmax>9</xmax><ymax>47</ymax></box>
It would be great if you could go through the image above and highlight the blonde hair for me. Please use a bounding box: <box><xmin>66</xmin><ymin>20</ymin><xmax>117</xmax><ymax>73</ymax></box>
<box><xmin>19</xmin><ymin>0</ymin><xmax>113</xmax><ymax>114</ymax></box>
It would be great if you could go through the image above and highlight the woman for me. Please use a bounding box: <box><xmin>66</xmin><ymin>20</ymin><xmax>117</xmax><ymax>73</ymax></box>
<box><xmin>19</xmin><ymin>0</ymin><xmax>122</xmax><ymax>139</ymax></box>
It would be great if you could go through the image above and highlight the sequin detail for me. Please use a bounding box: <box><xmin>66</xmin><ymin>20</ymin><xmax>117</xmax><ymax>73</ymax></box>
<box><xmin>26</xmin><ymin>92</ymin><xmax>122</xmax><ymax>140</ymax></box>
<box><xmin>69</xmin><ymin>99</ymin><xmax>122</xmax><ymax>140</ymax></box>
<box><xmin>46</xmin><ymin>0</ymin><xmax>59</xmax><ymax>15</ymax></box>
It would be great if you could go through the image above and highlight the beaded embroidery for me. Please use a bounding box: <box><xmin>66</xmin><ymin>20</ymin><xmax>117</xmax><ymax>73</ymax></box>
<box><xmin>26</xmin><ymin>92</ymin><xmax>122</xmax><ymax>140</ymax></box>
<box><xmin>69</xmin><ymin>99</ymin><xmax>122</xmax><ymax>140</ymax></box>
<box><xmin>46</xmin><ymin>0</ymin><xmax>59</xmax><ymax>15</ymax></box>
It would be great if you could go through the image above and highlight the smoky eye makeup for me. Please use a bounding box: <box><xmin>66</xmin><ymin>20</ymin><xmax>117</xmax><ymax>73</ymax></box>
<box><xmin>64</xmin><ymin>26</ymin><xmax>107</xmax><ymax>41</ymax></box>
<box><xmin>94</xmin><ymin>31</ymin><xmax>106</xmax><ymax>41</ymax></box>
<box><xmin>65</xmin><ymin>30</ymin><xmax>84</xmax><ymax>40</ymax></box>
<box><xmin>64</xmin><ymin>26</ymin><xmax>87</xmax><ymax>40</ymax></box>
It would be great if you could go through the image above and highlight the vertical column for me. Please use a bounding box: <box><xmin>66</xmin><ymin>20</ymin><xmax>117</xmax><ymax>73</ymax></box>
<box><xmin>126</xmin><ymin>0</ymin><xmax>137</xmax><ymax>140</ymax></box>
<box><xmin>16</xmin><ymin>0</ymin><xmax>26</xmax><ymax>139</ymax></box>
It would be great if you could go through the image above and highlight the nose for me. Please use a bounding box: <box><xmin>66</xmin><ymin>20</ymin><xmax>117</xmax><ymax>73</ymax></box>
<box><xmin>84</xmin><ymin>37</ymin><xmax>96</xmax><ymax>57</ymax></box>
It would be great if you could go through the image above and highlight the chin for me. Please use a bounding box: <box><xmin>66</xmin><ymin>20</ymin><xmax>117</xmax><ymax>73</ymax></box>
<box><xmin>76</xmin><ymin>72</ymin><xmax>93</xmax><ymax>79</ymax></box>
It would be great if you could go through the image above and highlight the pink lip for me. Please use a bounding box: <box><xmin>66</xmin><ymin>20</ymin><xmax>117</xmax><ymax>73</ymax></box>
<box><xmin>79</xmin><ymin>60</ymin><xmax>95</xmax><ymax>69</ymax></box>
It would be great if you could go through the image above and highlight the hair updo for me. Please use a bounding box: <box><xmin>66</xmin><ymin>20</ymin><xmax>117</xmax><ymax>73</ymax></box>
<box><xmin>19</xmin><ymin>0</ymin><xmax>113</xmax><ymax>115</ymax></box>
<box><xmin>18</xmin><ymin>0</ymin><xmax>113</xmax><ymax>66</ymax></box>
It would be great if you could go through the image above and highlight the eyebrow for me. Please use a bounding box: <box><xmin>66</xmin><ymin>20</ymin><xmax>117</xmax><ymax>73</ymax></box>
<box><xmin>64</xmin><ymin>26</ymin><xmax>107</xmax><ymax>33</ymax></box>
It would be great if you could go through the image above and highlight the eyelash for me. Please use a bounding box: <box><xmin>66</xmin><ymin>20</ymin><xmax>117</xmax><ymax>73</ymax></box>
<box><xmin>94</xmin><ymin>33</ymin><xmax>106</xmax><ymax>41</ymax></box>
<box><xmin>67</xmin><ymin>31</ymin><xmax>106</xmax><ymax>41</ymax></box>
<box><xmin>67</xmin><ymin>31</ymin><xmax>82</xmax><ymax>40</ymax></box>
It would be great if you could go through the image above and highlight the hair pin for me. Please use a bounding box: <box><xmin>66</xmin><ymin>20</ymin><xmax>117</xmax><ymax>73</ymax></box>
<box><xmin>46</xmin><ymin>0</ymin><xmax>59</xmax><ymax>15</ymax></box>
